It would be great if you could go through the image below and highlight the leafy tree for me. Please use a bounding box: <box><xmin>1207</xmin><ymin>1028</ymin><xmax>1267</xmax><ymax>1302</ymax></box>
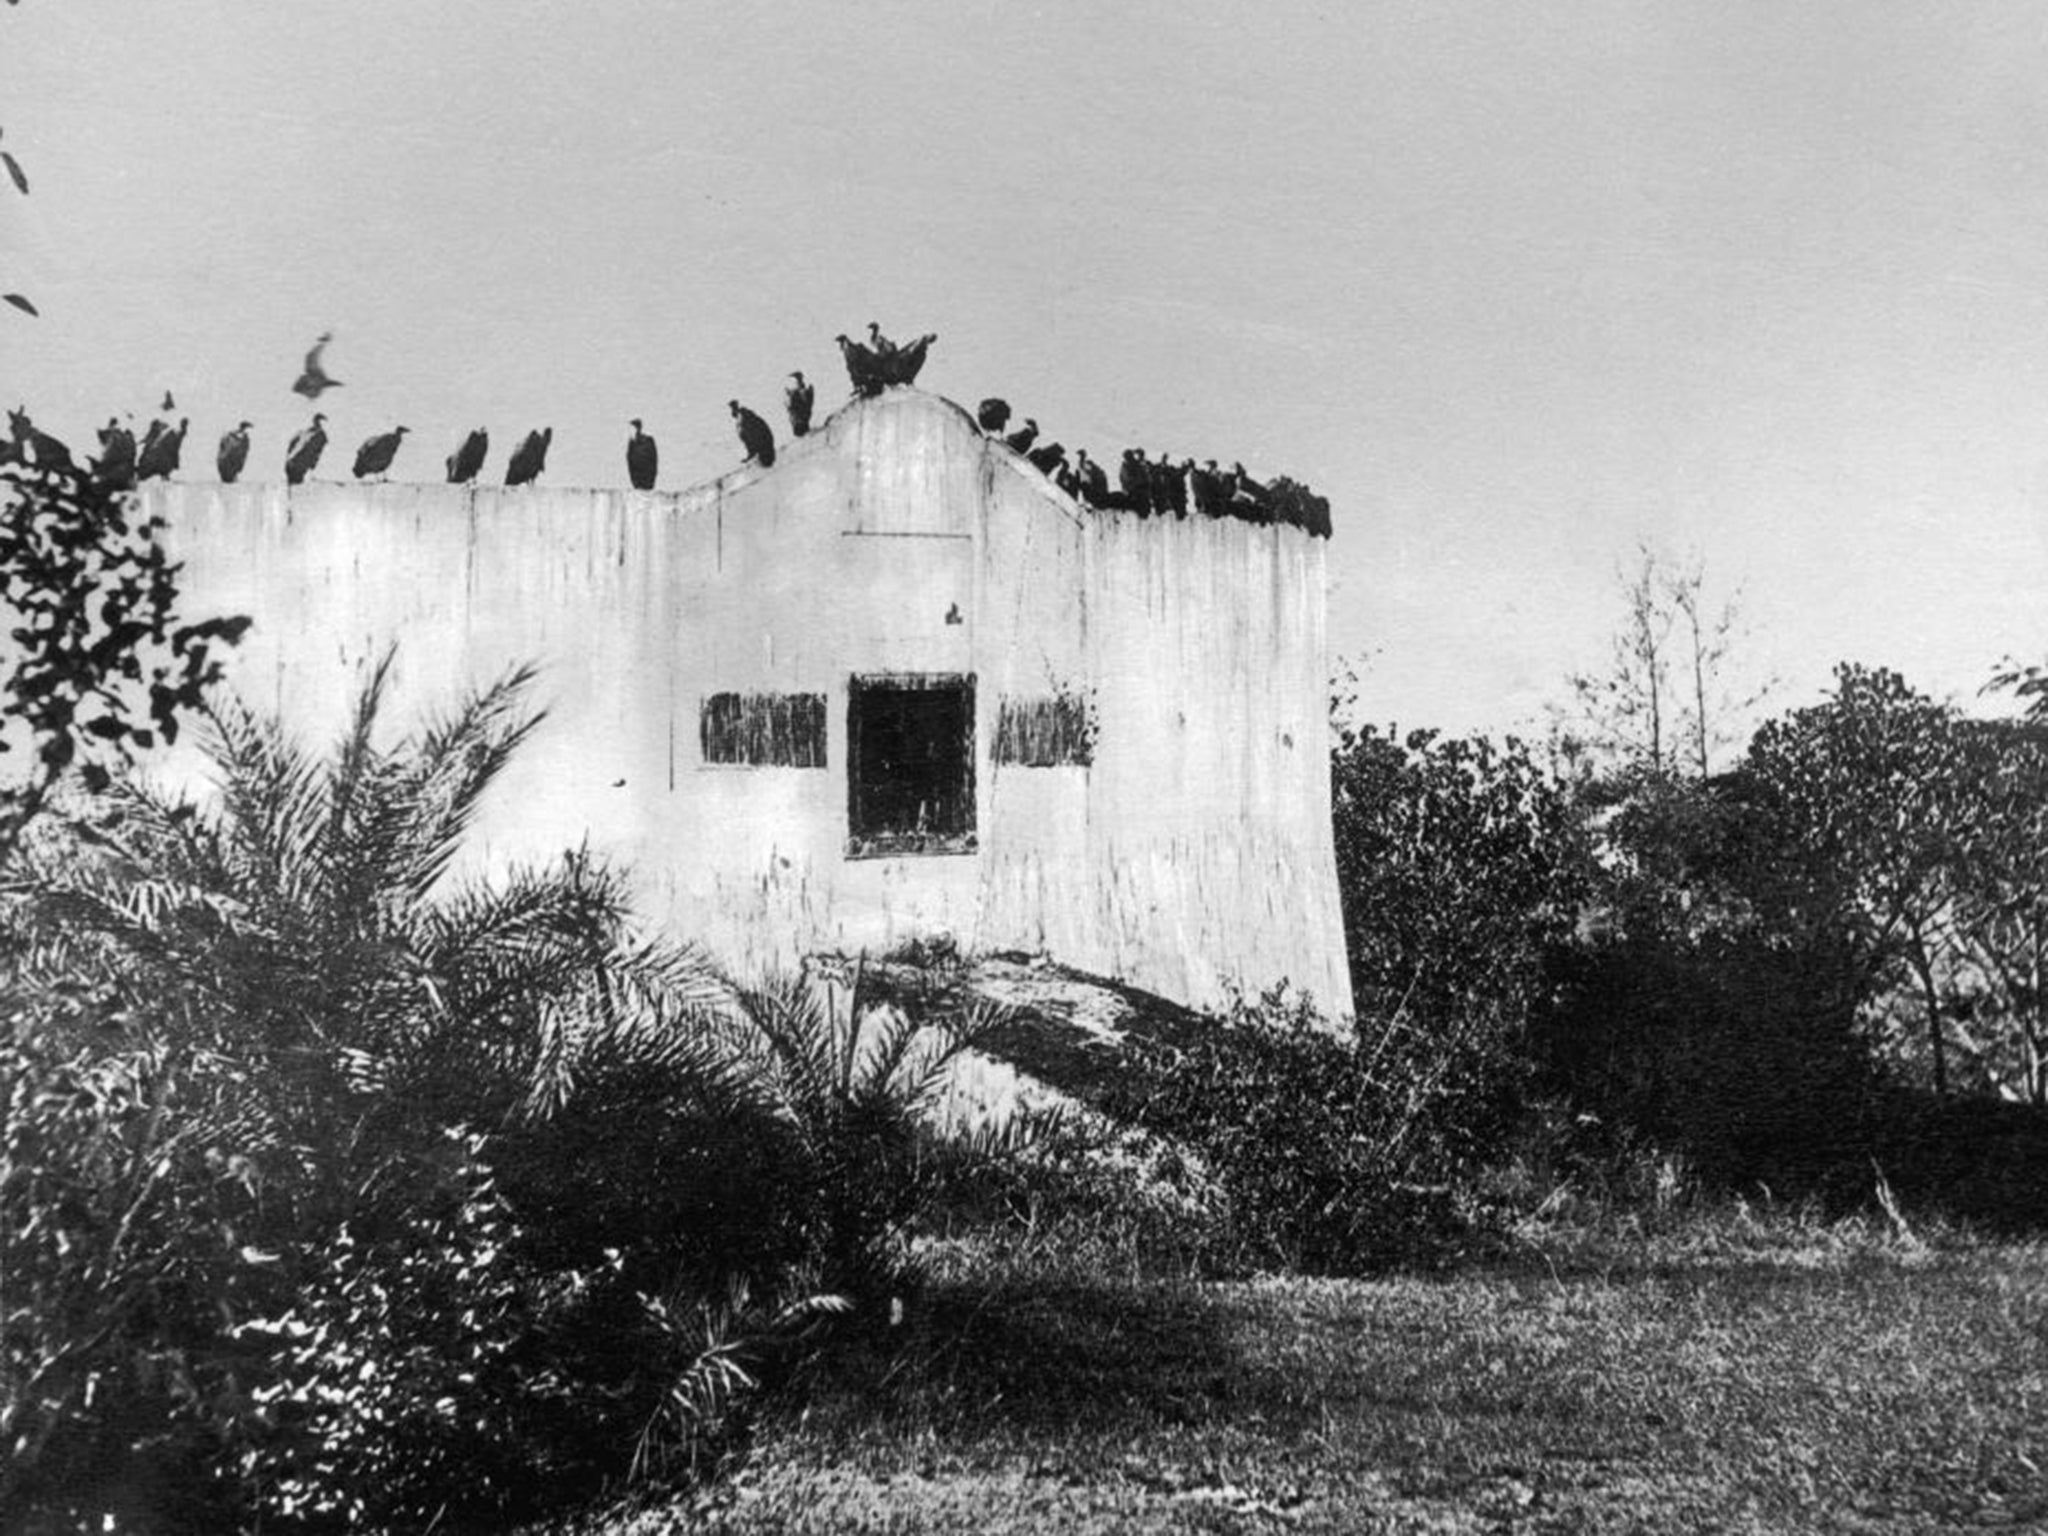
<box><xmin>2</xmin><ymin>445</ymin><xmax>249</xmax><ymax>862</ymax></box>
<box><xmin>1945</xmin><ymin>707</ymin><xmax>2048</xmax><ymax>1102</ymax></box>
<box><xmin>1745</xmin><ymin>664</ymin><xmax>1972</xmax><ymax>1094</ymax></box>
<box><xmin>1330</xmin><ymin>716</ymin><xmax>1587</xmax><ymax>1024</ymax></box>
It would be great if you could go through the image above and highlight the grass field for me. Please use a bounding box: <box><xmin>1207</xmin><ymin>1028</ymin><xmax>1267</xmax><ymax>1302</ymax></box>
<box><xmin>585</xmin><ymin>1210</ymin><xmax>2048</xmax><ymax>1535</ymax></box>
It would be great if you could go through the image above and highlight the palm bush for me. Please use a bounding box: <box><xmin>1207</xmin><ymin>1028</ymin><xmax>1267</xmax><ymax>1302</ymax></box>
<box><xmin>4</xmin><ymin>657</ymin><xmax>1036</xmax><ymax>1529</ymax></box>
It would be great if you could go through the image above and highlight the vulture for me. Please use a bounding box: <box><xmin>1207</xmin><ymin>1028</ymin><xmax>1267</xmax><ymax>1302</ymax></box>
<box><xmin>977</xmin><ymin>398</ymin><xmax>1011</xmax><ymax>434</ymax></box>
<box><xmin>1191</xmin><ymin>460</ymin><xmax>1223</xmax><ymax>518</ymax></box>
<box><xmin>446</xmin><ymin>427</ymin><xmax>489</xmax><ymax>484</ymax></box>
<box><xmin>835</xmin><ymin>333</ymin><xmax>882</xmax><ymax>398</ymax></box>
<box><xmin>1119</xmin><ymin>449</ymin><xmax>1151</xmax><ymax>515</ymax></box>
<box><xmin>626</xmin><ymin>418</ymin><xmax>658</xmax><ymax>490</ymax></box>
<box><xmin>94</xmin><ymin>417</ymin><xmax>138</xmax><ymax>489</ymax></box>
<box><xmin>866</xmin><ymin>321</ymin><xmax>898</xmax><ymax>362</ymax></box>
<box><xmin>7</xmin><ymin>408</ymin><xmax>75</xmax><ymax>474</ymax></box>
<box><xmin>284</xmin><ymin>414</ymin><xmax>329</xmax><ymax>486</ymax></box>
<box><xmin>889</xmin><ymin>332</ymin><xmax>936</xmax><ymax>387</ymax></box>
<box><xmin>292</xmin><ymin>332</ymin><xmax>341</xmax><ymax>399</ymax></box>
<box><xmin>504</xmin><ymin>427</ymin><xmax>551</xmax><ymax>487</ymax></box>
<box><xmin>160</xmin><ymin>390</ymin><xmax>176</xmax><ymax>413</ymax></box>
<box><xmin>729</xmin><ymin>400</ymin><xmax>775</xmax><ymax>468</ymax></box>
<box><xmin>352</xmin><ymin>425</ymin><xmax>410</xmax><ymax>480</ymax></box>
<box><xmin>785</xmin><ymin>371</ymin><xmax>815</xmax><ymax>437</ymax></box>
<box><xmin>1074</xmin><ymin>449</ymin><xmax>1109</xmax><ymax>507</ymax></box>
<box><xmin>136</xmin><ymin>418</ymin><xmax>188</xmax><ymax>482</ymax></box>
<box><xmin>216</xmin><ymin>422</ymin><xmax>253</xmax><ymax>485</ymax></box>
<box><xmin>1026</xmin><ymin>440</ymin><xmax>1067</xmax><ymax>477</ymax></box>
<box><xmin>1003</xmin><ymin>417</ymin><xmax>1038</xmax><ymax>454</ymax></box>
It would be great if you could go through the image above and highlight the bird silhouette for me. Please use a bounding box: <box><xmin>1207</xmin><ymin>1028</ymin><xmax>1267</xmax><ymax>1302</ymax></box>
<box><xmin>977</xmin><ymin>398</ymin><xmax>1011</xmax><ymax>434</ymax></box>
<box><xmin>446</xmin><ymin>427</ymin><xmax>489</xmax><ymax>484</ymax></box>
<box><xmin>7</xmin><ymin>408</ymin><xmax>75</xmax><ymax>473</ymax></box>
<box><xmin>729</xmin><ymin>400</ymin><xmax>776</xmax><ymax>467</ymax></box>
<box><xmin>785</xmin><ymin>371</ymin><xmax>815</xmax><ymax>437</ymax></box>
<box><xmin>285</xmin><ymin>414</ymin><xmax>328</xmax><ymax>485</ymax></box>
<box><xmin>352</xmin><ymin>425</ymin><xmax>409</xmax><ymax>480</ymax></box>
<box><xmin>93</xmin><ymin>417</ymin><xmax>137</xmax><ymax>489</ymax></box>
<box><xmin>626</xmin><ymin>419</ymin><xmax>658</xmax><ymax>490</ymax></box>
<box><xmin>216</xmin><ymin>422</ymin><xmax>252</xmax><ymax>484</ymax></box>
<box><xmin>1026</xmin><ymin>440</ymin><xmax>1067</xmax><ymax>477</ymax></box>
<box><xmin>136</xmin><ymin>418</ymin><xmax>187</xmax><ymax>481</ymax></box>
<box><xmin>890</xmin><ymin>332</ymin><xmax>936</xmax><ymax>386</ymax></box>
<box><xmin>504</xmin><ymin>427</ymin><xmax>551</xmax><ymax>487</ymax></box>
<box><xmin>1004</xmin><ymin>418</ymin><xmax>1038</xmax><ymax>454</ymax></box>
<box><xmin>292</xmin><ymin>332</ymin><xmax>341</xmax><ymax>399</ymax></box>
<box><xmin>835</xmin><ymin>333</ymin><xmax>882</xmax><ymax>397</ymax></box>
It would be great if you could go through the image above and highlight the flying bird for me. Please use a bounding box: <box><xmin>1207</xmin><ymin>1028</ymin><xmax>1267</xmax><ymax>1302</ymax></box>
<box><xmin>504</xmin><ymin>427</ymin><xmax>551</xmax><ymax>487</ymax></box>
<box><xmin>977</xmin><ymin>398</ymin><xmax>1011</xmax><ymax>434</ymax></box>
<box><xmin>446</xmin><ymin>427</ymin><xmax>488</xmax><ymax>484</ymax></box>
<box><xmin>160</xmin><ymin>390</ymin><xmax>175</xmax><ymax>413</ymax></box>
<box><xmin>292</xmin><ymin>332</ymin><xmax>341</xmax><ymax>399</ymax></box>
<box><xmin>785</xmin><ymin>372</ymin><xmax>815</xmax><ymax>437</ymax></box>
<box><xmin>94</xmin><ymin>417</ymin><xmax>137</xmax><ymax>489</ymax></box>
<box><xmin>352</xmin><ymin>425</ymin><xmax>409</xmax><ymax>480</ymax></box>
<box><xmin>1003</xmin><ymin>418</ymin><xmax>1038</xmax><ymax>454</ymax></box>
<box><xmin>285</xmin><ymin>414</ymin><xmax>328</xmax><ymax>485</ymax></box>
<box><xmin>136</xmin><ymin>418</ymin><xmax>188</xmax><ymax>481</ymax></box>
<box><xmin>216</xmin><ymin>421</ymin><xmax>252</xmax><ymax>484</ymax></box>
<box><xmin>626</xmin><ymin>418</ymin><xmax>657</xmax><ymax>490</ymax></box>
<box><xmin>729</xmin><ymin>400</ymin><xmax>775</xmax><ymax>467</ymax></box>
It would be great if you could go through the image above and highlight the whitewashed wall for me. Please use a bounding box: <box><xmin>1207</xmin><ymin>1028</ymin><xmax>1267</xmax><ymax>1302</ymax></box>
<box><xmin>148</xmin><ymin>389</ymin><xmax>1353</xmax><ymax>1020</ymax></box>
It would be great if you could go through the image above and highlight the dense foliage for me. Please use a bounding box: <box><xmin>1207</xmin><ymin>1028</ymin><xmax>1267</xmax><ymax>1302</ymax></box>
<box><xmin>1</xmin><ymin>667</ymin><xmax>1010</xmax><ymax>1533</ymax></box>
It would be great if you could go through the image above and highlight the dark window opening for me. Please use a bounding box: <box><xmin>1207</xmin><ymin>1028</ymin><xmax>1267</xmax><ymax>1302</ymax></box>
<box><xmin>847</xmin><ymin>673</ymin><xmax>976</xmax><ymax>857</ymax></box>
<box><xmin>994</xmin><ymin>693</ymin><xmax>1095</xmax><ymax>767</ymax></box>
<box><xmin>701</xmin><ymin>692</ymin><xmax>827</xmax><ymax>767</ymax></box>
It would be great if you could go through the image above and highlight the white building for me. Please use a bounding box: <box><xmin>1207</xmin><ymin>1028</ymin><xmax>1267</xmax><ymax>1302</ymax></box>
<box><xmin>150</xmin><ymin>386</ymin><xmax>1352</xmax><ymax>1019</ymax></box>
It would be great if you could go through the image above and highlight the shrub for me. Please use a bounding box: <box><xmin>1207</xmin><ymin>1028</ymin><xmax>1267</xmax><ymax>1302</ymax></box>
<box><xmin>1102</xmin><ymin>989</ymin><xmax>1515</xmax><ymax>1274</ymax></box>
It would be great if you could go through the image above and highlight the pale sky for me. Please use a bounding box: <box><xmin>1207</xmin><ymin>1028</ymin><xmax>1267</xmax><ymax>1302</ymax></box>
<box><xmin>5</xmin><ymin>1</ymin><xmax>2045</xmax><ymax>739</ymax></box>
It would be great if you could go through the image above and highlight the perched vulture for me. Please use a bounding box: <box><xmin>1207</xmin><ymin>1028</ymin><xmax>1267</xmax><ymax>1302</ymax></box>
<box><xmin>284</xmin><ymin>414</ymin><xmax>329</xmax><ymax>486</ymax></box>
<box><xmin>504</xmin><ymin>427</ymin><xmax>552</xmax><ymax>487</ymax></box>
<box><xmin>136</xmin><ymin>418</ymin><xmax>188</xmax><ymax>482</ymax></box>
<box><xmin>94</xmin><ymin>417</ymin><xmax>138</xmax><ymax>489</ymax></box>
<box><xmin>785</xmin><ymin>371</ymin><xmax>815</xmax><ymax>438</ymax></box>
<box><xmin>1003</xmin><ymin>418</ymin><xmax>1038</xmax><ymax>454</ymax></box>
<box><xmin>292</xmin><ymin>332</ymin><xmax>341</xmax><ymax>399</ymax></box>
<box><xmin>890</xmin><ymin>332</ymin><xmax>936</xmax><ymax>386</ymax></box>
<box><xmin>835</xmin><ymin>333</ymin><xmax>882</xmax><ymax>398</ymax></box>
<box><xmin>729</xmin><ymin>400</ymin><xmax>775</xmax><ymax>468</ymax></box>
<box><xmin>1074</xmin><ymin>449</ymin><xmax>1109</xmax><ymax>507</ymax></box>
<box><xmin>7</xmin><ymin>408</ymin><xmax>74</xmax><ymax>474</ymax></box>
<box><xmin>626</xmin><ymin>418</ymin><xmax>658</xmax><ymax>490</ymax></box>
<box><xmin>446</xmin><ymin>427</ymin><xmax>489</xmax><ymax>484</ymax></box>
<box><xmin>977</xmin><ymin>398</ymin><xmax>1011</xmax><ymax>434</ymax></box>
<box><xmin>216</xmin><ymin>422</ymin><xmax>252</xmax><ymax>485</ymax></box>
<box><xmin>1026</xmin><ymin>440</ymin><xmax>1066</xmax><ymax>477</ymax></box>
<box><xmin>866</xmin><ymin>321</ymin><xmax>898</xmax><ymax>362</ymax></box>
<box><xmin>352</xmin><ymin>425</ymin><xmax>409</xmax><ymax>480</ymax></box>
<box><xmin>1119</xmin><ymin>449</ymin><xmax>1151</xmax><ymax>515</ymax></box>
